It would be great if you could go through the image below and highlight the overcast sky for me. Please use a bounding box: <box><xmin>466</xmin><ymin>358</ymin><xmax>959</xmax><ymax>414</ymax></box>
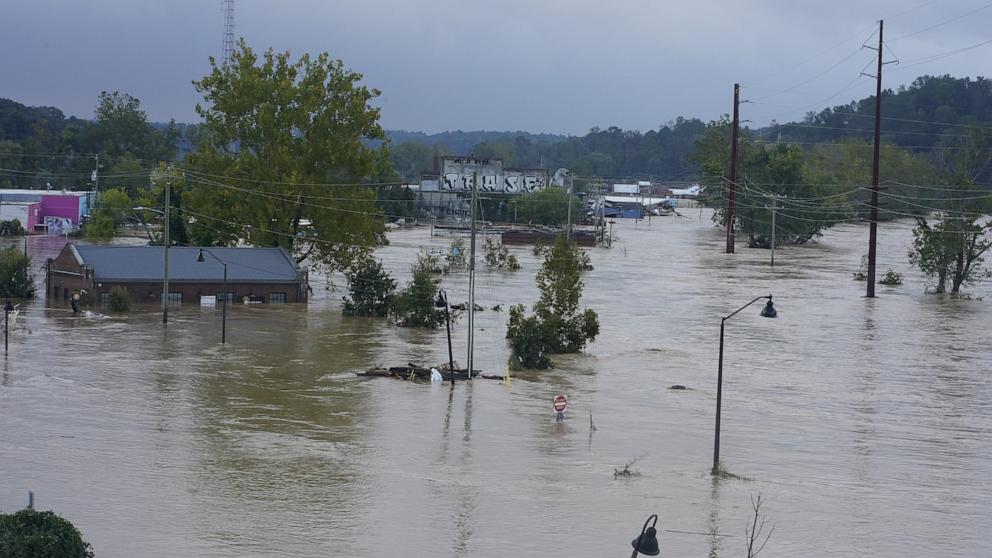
<box><xmin>1</xmin><ymin>1</ymin><xmax>989</xmax><ymax>134</ymax></box>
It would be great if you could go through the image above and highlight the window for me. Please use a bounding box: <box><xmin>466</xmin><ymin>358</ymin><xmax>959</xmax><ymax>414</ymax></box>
<box><xmin>161</xmin><ymin>292</ymin><xmax>183</xmax><ymax>305</ymax></box>
<box><xmin>216</xmin><ymin>292</ymin><xmax>234</xmax><ymax>302</ymax></box>
<box><xmin>99</xmin><ymin>292</ymin><xmax>110</xmax><ymax>304</ymax></box>
<box><xmin>268</xmin><ymin>292</ymin><xmax>287</xmax><ymax>304</ymax></box>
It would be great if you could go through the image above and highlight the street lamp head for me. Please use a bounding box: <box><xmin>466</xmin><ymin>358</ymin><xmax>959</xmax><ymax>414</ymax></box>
<box><xmin>760</xmin><ymin>296</ymin><xmax>777</xmax><ymax>318</ymax></box>
<box><xmin>631</xmin><ymin>514</ymin><xmax>660</xmax><ymax>556</ymax></box>
<box><xmin>196</xmin><ymin>249</ymin><xmax>206</xmax><ymax>263</ymax></box>
<box><xmin>631</xmin><ymin>527</ymin><xmax>660</xmax><ymax>556</ymax></box>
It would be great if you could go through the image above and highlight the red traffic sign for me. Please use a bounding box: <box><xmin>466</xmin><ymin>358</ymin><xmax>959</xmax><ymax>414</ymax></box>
<box><xmin>553</xmin><ymin>394</ymin><xmax>568</xmax><ymax>412</ymax></box>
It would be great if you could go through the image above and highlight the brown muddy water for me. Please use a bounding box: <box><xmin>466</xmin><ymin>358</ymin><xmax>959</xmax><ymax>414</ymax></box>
<box><xmin>1</xmin><ymin>211</ymin><xmax>990</xmax><ymax>557</ymax></box>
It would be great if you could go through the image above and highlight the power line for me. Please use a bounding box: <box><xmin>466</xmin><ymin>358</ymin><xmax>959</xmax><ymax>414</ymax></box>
<box><xmin>888</xmin><ymin>1</ymin><xmax>992</xmax><ymax>42</ymax></box>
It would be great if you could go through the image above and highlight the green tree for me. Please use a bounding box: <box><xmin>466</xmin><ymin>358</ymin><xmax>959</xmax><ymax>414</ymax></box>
<box><xmin>389</xmin><ymin>141</ymin><xmax>438</xmax><ymax>180</ymax></box>
<box><xmin>695</xmin><ymin>120</ymin><xmax>852</xmax><ymax>245</ymax></box>
<box><xmin>507</xmin><ymin>235</ymin><xmax>598</xmax><ymax>368</ymax></box>
<box><xmin>133</xmin><ymin>164</ymin><xmax>190</xmax><ymax>246</ymax></box>
<box><xmin>0</xmin><ymin>509</ymin><xmax>94</xmax><ymax>558</ymax></box>
<box><xmin>0</xmin><ymin>245</ymin><xmax>34</xmax><ymax>298</ymax></box>
<box><xmin>342</xmin><ymin>254</ymin><xmax>396</xmax><ymax>317</ymax></box>
<box><xmin>514</xmin><ymin>187</ymin><xmax>584</xmax><ymax>226</ymax></box>
<box><xmin>186</xmin><ymin>41</ymin><xmax>391</xmax><ymax>271</ymax></box>
<box><xmin>85</xmin><ymin>187</ymin><xmax>132</xmax><ymax>241</ymax></box>
<box><xmin>908</xmin><ymin>129</ymin><xmax>992</xmax><ymax>294</ymax></box>
<box><xmin>92</xmin><ymin>91</ymin><xmax>156</xmax><ymax>159</ymax></box>
<box><xmin>393</xmin><ymin>252</ymin><xmax>445</xmax><ymax>328</ymax></box>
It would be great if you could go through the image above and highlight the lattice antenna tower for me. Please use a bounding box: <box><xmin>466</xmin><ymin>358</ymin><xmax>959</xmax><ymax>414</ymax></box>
<box><xmin>221</xmin><ymin>0</ymin><xmax>235</xmax><ymax>66</ymax></box>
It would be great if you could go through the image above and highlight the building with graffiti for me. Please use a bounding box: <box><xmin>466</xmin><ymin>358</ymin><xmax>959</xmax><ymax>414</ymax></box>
<box><xmin>417</xmin><ymin>157</ymin><xmax>549</xmax><ymax>220</ymax></box>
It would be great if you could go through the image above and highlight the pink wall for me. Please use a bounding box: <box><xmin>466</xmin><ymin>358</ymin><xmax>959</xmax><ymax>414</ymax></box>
<box><xmin>40</xmin><ymin>195</ymin><xmax>82</xmax><ymax>224</ymax></box>
<box><xmin>27</xmin><ymin>202</ymin><xmax>41</xmax><ymax>231</ymax></box>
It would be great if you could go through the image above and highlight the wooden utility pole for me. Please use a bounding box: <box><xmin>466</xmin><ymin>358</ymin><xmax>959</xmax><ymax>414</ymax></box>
<box><xmin>866</xmin><ymin>20</ymin><xmax>884</xmax><ymax>298</ymax></box>
<box><xmin>726</xmin><ymin>83</ymin><xmax>740</xmax><ymax>254</ymax></box>
<box><xmin>162</xmin><ymin>178</ymin><xmax>171</xmax><ymax>323</ymax></box>
<box><xmin>467</xmin><ymin>172</ymin><xmax>477</xmax><ymax>380</ymax></box>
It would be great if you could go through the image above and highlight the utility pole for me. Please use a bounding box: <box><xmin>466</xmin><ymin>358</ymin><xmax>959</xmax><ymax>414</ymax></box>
<box><xmin>162</xmin><ymin>178</ymin><xmax>171</xmax><ymax>323</ymax></box>
<box><xmin>566</xmin><ymin>172</ymin><xmax>573</xmax><ymax>240</ymax></box>
<box><xmin>93</xmin><ymin>154</ymin><xmax>100</xmax><ymax>203</ymax></box>
<box><xmin>726</xmin><ymin>83</ymin><xmax>740</xmax><ymax>254</ymax></box>
<box><xmin>467</xmin><ymin>172</ymin><xmax>477</xmax><ymax>380</ymax></box>
<box><xmin>866</xmin><ymin>20</ymin><xmax>884</xmax><ymax>298</ymax></box>
<box><xmin>769</xmin><ymin>196</ymin><xmax>777</xmax><ymax>267</ymax></box>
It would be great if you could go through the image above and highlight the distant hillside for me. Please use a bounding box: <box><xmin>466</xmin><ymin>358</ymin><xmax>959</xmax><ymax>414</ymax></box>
<box><xmin>385</xmin><ymin>130</ymin><xmax>567</xmax><ymax>155</ymax></box>
<box><xmin>759</xmin><ymin>75</ymin><xmax>992</xmax><ymax>149</ymax></box>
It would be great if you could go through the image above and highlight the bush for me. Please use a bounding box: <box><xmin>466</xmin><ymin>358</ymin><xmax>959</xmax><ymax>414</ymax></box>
<box><xmin>0</xmin><ymin>509</ymin><xmax>94</xmax><ymax>558</ymax></box>
<box><xmin>878</xmin><ymin>269</ymin><xmax>904</xmax><ymax>285</ymax></box>
<box><xmin>483</xmin><ymin>238</ymin><xmax>520</xmax><ymax>270</ymax></box>
<box><xmin>0</xmin><ymin>219</ymin><xmax>26</xmax><ymax>236</ymax></box>
<box><xmin>445</xmin><ymin>238</ymin><xmax>466</xmax><ymax>271</ymax></box>
<box><xmin>342</xmin><ymin>254</ymin><xmax>396</xmax><ymax>317</ymax></box>
<box><xmin>108</xmin><ymin>285</ymin><xmax>131</xmax><ymax>312</ymax></box>
<box><xmin>0</xmin><ymin>245</ymin><xmax>35</xmax><ymax>298</ymax></box>
<box><xmin>853</xmin><ymin>254</ymin><xmax>868</xmax><ymax>281</ymax></box>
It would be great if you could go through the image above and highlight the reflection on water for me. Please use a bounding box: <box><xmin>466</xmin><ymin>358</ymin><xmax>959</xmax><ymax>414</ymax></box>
<box><xmin>1</xmin><ymin>211</ymin><xmax>991</xmax><ymax>557</ymax></box>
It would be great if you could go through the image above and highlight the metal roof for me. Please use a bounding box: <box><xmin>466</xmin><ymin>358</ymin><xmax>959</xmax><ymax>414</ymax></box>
<box><xmin>73</xmin><ymin>245</ymin><xmax>302</xmax><ymax>283</ymax></box>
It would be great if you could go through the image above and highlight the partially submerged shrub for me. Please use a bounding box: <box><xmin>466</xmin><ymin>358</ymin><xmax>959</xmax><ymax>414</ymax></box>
<box><xmin>108</xmin><ymin>286</ymin><xmax>130</xmax><ymax>312</ymax></box>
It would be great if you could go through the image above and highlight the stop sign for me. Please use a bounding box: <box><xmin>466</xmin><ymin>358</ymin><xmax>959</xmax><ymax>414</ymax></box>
<box><xmin>553</xmin><ymin>394</ymin><xmax>567</xmax><ymax>412</ymax></box>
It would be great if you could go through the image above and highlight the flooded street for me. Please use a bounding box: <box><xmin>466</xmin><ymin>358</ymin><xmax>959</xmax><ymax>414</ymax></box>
<box><xmin>1</xmin><ymin>211</ymin><xmax>990</xmax><ymax>557</ymax></box>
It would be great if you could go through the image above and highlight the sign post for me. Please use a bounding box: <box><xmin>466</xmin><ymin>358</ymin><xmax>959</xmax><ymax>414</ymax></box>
<box><xmin>553</xmin><ymin>394</ymin><xmax>568</xmax><ymax>422</ymax></box>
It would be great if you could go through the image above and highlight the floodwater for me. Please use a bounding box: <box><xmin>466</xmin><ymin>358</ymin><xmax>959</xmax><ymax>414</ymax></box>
<box><xmin>1</xmin><ymin>211</ymin><xmax>990</xmax><ymax>557</ymax></box>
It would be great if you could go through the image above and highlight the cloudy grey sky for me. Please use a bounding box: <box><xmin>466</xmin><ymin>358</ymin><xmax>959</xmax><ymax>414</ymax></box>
<box><xmin>1</xmin><ymin>1</ymin><xmax>989</xmax><ymax>134</ymax></box>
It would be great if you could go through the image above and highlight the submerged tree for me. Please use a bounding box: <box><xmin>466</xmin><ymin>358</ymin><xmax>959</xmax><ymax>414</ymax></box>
<box><xmin>483</xmin><ymin>237</ymin><xmax>520</xmax><ymax>270</ymax></box>
<box><xmin>393</xmin><ymin>252</ymin><xmax>445</xmax><ymax>328</ymax></box>
<box><xmin>187</xmin><ymin>40</ymin><xmax>391</xmax><ymax>271</ymax></box>
<box><xmin>507</xmin><ymin>235</ymin><xmax>599</xmax><ymax>368</ymax></box>
<box><xmin>909</xmin><ymin>216</ymin><xmax>991</xmax><ymax>293</ymax></box>
<box><xmin>908</xmin><ymin>129</ymin><xmax>992</xmax><ymax>294</ymax></box>
<box><xmin>0</xmin><ymin>509</ymin><xmax>94</xmax><ymax>558</ymax></box>
<box><xmin>342</xmin><ymin>254</ymin><xmax>396</xmax><ymax>317</ymax></box>
<box><xmin>0</xmin><ymin>246</ymin><xmax>34</xmax><ymax>298</ymax></box>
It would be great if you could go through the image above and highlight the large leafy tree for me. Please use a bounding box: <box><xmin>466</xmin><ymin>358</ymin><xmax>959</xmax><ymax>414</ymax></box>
<box><xmin>186</xmin><ymin>41</ymin><xmax>392</xmax><ymax>269</ymax></box>
<box><xmin>514</xmin><ymin>187</ymin><xmax>584</xmax><ymax>226</ymax></box>
<box><xmin>695</xmin><ymin>119</ymin><xmax>853</xmax><ymax>246</ymax></box>
<box><xmin>909</xmin><ymin>129</ymin><xmax>992</xmax><ymax>294</ymax></box>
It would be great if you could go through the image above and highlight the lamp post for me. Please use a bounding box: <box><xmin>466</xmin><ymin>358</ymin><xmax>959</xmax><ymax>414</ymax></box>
<box><xmin>629</xmin><ymin>514</ymin><xmax>660</xmax><ymax>557</ymax></box>
<box><xmin>4</xmin><ymin>299</ymin><xmax>13</xmax><ymax>355</ymax></box>
<box><xmin>133</xmin><ymin>206</ymin><xmax>169</xmax><ymax>324</ymax></box>
<box><xmin>713</xmin><ymin>294</ymin><xmax>777</xmax><ymax>476</ymax></box>
<box><xmin>435</xmin><ymin>289</ymin><xmax>455</xmax><ymax>383</ymax></box>
<box><xmin>196</xmin><ymin>248</ymin><xmax>227</xmax><ymax>344</ymax></box>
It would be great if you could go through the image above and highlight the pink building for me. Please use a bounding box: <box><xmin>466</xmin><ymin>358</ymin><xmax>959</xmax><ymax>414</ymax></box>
<box><xmin>0</xmin><ymin>189</ymin><xmax>94</xmax><ymax>234</ymax></box>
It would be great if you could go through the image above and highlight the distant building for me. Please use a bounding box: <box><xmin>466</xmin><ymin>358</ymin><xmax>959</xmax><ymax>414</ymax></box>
<box><xmin>418</xmin><ymin>156</ymin><xmax>549</xmax><ymax>220</ymax></box>
<box><xmin>611</xmin><ymin>183</ymin><xmax>639</xmax><ymax>194</ymax></box>
<box><xmin>0</xmin><ymin>189</ymin><xmax>95</xmax><ymax>234</ymax></box>
<box><xmin>47</xmin><ymin>245</ymin><xmax>309</xmax><ymax>305</ymax></box>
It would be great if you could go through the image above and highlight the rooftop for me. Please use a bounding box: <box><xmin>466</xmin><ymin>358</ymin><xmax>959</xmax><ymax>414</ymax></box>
<box><xmin>72</xmin><ymin>245</ymin><xmax>302</xmax><ymax>283</ymax></box>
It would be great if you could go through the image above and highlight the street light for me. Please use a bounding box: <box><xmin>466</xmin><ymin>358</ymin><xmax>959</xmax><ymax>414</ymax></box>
<box><xmin>435</xmin><ymin>289</ymin><xmax>455</xmax><ymax>383</ymax></box>
<box><xmin>629</xmin><ymin>514</ymin><xmax>660</xmax><ymax>557</ymax></box>
<box><xmin>196</xmin><ymin>248</ymin><xmax>228</xmax><ymax>344</ymax></box>
<box><xmin>133</xmin><ymin>206</ymin><xmax>169</xmax><ymax>324</ymax></box>
<box><xmin>713</xmin><ymin>294</ymin><xmax>777</xmax><ymax>476</ymax></box>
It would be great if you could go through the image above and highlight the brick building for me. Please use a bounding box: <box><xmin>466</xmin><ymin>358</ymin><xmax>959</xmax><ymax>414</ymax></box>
<box><xmin>47</xmin><ymin>245</ymin><xmax>309</xmax><ymax>305</ymax></box>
